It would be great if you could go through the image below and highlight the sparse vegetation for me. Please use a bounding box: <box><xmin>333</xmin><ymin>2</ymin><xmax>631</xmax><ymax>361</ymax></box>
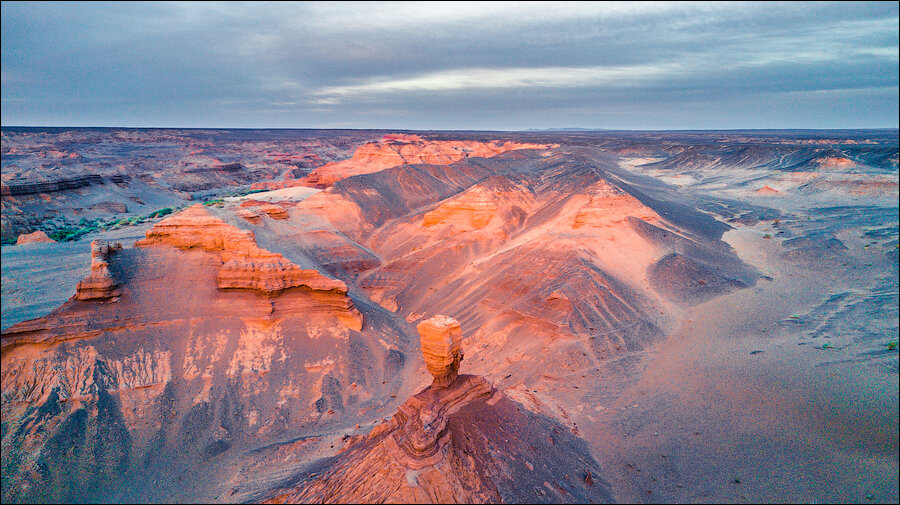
<box><xmin>230</xmin><ymin>188</ymin><xmax>267</xmax><ymax>197</ymax></box>
<box><xmin>147</xmin><ymin>207</ymin><xmax>173</xmax><ymax>218</ymax></box>
<box><xmin>49</xmin><ymin>224</ymin><xmax>97</xmax><ymax>242</ymax></box>
<box><xmin>34</xmin><ymin>205</ymin><xmax>187</xmax><ymax>242</ymax></box>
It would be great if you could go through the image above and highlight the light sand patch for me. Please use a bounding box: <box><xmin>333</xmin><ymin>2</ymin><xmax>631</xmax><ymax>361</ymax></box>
<box><xmin>226</xmin><ymin>186</ymin><xmax>321</xmax><ymax>203</ymax></box>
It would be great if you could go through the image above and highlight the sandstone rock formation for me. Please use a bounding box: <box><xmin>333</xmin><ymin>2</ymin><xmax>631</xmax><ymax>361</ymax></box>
<box><xmin>15</xmin><ymin>230</ymin><xmax>55</xmax><ymax>245</ymax></box>
<box><xmin>75</xmin><ymin>240</ymin><xmax>122</xmax><ymax>301</ymax></box>
<box><xmin>1</xmin><ymin>207</ymin><xmax>411</xmax><ymax>502</ymax></box>
<box><xmin>302</xmin><ymin>137</ymin><xmax>556</xmax><ymax>188</ymax></box>
<box><xmin>417</xmin><ymin>315</ymin><xmax>463</xmax><ymax>387</ymax></box>
<box><xmin>262</xmin><ymin>318</ymin><xmax>611</xmax><ymax>504</ymax></box>
<box><xmin>135</xmin><ymin>205</ymin><xmax>362</xmax><ymax>330</ymax></box>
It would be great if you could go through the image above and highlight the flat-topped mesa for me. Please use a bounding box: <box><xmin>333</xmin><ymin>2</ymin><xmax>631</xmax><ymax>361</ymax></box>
<box><xmin>417</xmin><ymin>315</ymin><xmax>464</xmax><ymax>388</ymax></box>
<box><xmin>303</xmin><ymin>137</ymin><xmax>557</xmax><ymax>188</ymax></box>
<box><xmin>135</xmin><ymin>205</ymin><xmax>362</xmax><ymax>330</ymax></box>
<box><xmin>75</xmin><ymin>240</ymin><xmax>122</xmax><ymax>301</ymax></box>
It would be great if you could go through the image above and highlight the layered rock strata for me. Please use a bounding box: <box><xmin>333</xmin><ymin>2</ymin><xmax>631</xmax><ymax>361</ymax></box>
<box><xmin>417</xmin><ymin>315</ymin><xmax>464</xmax><ymax>387</ymax></box>
<box><xmin>135</xmin><ymin>205</ymin><xmax>362</xmax><ymax>330</ymax></box>
<box><xmin>75</xmin><ymin>240</ymin><xmax>122</xmax><ymax>301</ymax></box>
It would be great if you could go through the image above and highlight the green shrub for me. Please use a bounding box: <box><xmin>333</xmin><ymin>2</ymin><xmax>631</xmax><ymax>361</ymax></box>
<box><xmin>148</xmin><ymin>207</ymin><xmax>173</xmax><ymax>218</ymax></box>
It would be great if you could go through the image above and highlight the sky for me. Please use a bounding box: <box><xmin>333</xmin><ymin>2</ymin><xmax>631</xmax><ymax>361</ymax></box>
<box><xmin>1</xmin><ymin>1</ymin><xmax>898</xmax><ymax>130</ymax></box>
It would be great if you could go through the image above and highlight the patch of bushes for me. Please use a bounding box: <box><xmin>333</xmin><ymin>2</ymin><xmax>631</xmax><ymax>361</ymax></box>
<box><xmin>36</xmin><ymin>205</ymin><xmax>185</xmax><ymax>241</ymax></box>
<box><xmin>147</xmin><ymin>207</ymin><xmax>173</xmax><ymax>218</ymax></box>
<box><xmin>230</xmin><ymin>188</ymin><xmax>267</xmax><ymax>197</ymax></box>
<box><xmin>49</xmin><ymin>225</ymin><xmax>97</xmax><ymax>242</ymax></box>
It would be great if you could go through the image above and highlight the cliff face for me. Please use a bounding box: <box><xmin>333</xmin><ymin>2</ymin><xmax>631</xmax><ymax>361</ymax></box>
<box><xmin>0</xmin><ymin>205</ymin><xmax>409</xmax><ymax>503</ymax></box>
<box><xmin>134</xmin><ymin>205</ymin><xmax>359</xmax><ymax>328</ymax></box>
<box><xmin>302</xmin><ymin>137</ymin><xmax>556</xmax><ymax>188</ymax></box>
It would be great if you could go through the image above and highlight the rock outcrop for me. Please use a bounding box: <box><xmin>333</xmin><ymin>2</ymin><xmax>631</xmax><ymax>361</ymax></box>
<box><xmin>417</xmin><ymin>315</ymin><xmax>464</xmax><ymax>387</ymax></box>
<box><xmin>15</xmin><ymin>230</ymin><xmax>56</xmax><ymax>245</ymax></box>
<box><xmin>74</xmin><ymin>240</ymin><xmax>122</xmax><ymax>301</ymax></box>
<box><xmin>303</xmin><ymin>137</ymin><xmax>556</xmax><ymax>188</ymax></box>
<box><xmin>238</xmin><ymin>200</ymin><xmax>290</xmax><ymax>221</ymax></box>
<box><xmin>135</xmin><ymin>205</ymin><xmax>362</xmax><ymax>330</ymax></box>
<box><xmin>263</xmin><ymin>319</ymin><xmax>612</xmax><ymax>504</ymax></box>
<box><xmin>755</xmin><ymin>185</ymin><xmax>782</xmax><ymax>194</ymax></box>
<box><xmin>1</xmin><ymin>174</ymin><xmax>108</xmax><ymax>197</ymax></box>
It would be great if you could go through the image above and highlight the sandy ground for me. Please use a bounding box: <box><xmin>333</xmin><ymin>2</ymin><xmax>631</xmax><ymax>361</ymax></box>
<box><xmin>1</xmin><ymin>224</ymin><xmax>152</xmax><ymax>331</ymax></box>
<box><xmin>581</xmin><ymin>208</ymin><xmax>898</xmax><ymax>503</ymax></box>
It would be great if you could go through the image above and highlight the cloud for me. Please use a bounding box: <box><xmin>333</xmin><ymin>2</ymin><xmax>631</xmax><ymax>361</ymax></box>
<box><xmin>312</xmin><ymin>63</ymin><xmax>683</xmax><ymax>101</ymax></box>
<box><xmin>1</xmin><ymin>1</ymin><xmax>896</xmax><ymax>128</ymax></box>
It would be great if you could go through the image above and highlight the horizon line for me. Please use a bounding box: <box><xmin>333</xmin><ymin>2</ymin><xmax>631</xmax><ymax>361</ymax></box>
<box><xmin>2</xmin><ymin>125</ymin><xmax>898</xmax><ymax>133</ymax></box>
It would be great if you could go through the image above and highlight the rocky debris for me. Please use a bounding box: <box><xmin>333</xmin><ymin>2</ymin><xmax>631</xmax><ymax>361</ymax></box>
<box><xmin>136</xmin><ymin>205</ymin><xmax>362</xmax><ymax>330</ymax></box>
<box><xmin>781</xmin><ymin>233</ymin><xmax>850</xmax><ymax>265</ymax></box>
<box><xmin>417</xmin><ymin>315</ymin><xmax>464</xmax><ymax>388</ymax></box>
<box><xmin>75</xmin><ymin>240</ymin><xmax>122</xmax><ymax>301</ymax></box>
<box><xmin>422</xmin><ymin>186</ymin><xmax>505</xmax><ymax>230</ymax></box>
<box><xmin>15</xmin><ymin>230</ymin><xmax>56</xmax><ymax>245</ymax></box>
<box><xmin>303</xmin><ymin>138</ymin><xmax>556</xmax><ymax>188</ymax></box>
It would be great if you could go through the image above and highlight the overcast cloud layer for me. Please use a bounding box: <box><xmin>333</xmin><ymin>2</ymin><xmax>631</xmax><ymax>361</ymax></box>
<box><xmin>2</xmin><ymin>1</ymin><xmax>898</xmax><ymax>129</ymax></box>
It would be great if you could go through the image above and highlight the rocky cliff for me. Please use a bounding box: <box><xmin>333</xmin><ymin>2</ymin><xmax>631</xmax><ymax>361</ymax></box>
<box><xmin>134</xmin><ymin>205</ymin><xmax>360</xmax><ymax>331</ymax></box>
<box><xmin>0</xmin><ymin>201</ymin><xmax>418</xmax><ymax>503</ymax></box>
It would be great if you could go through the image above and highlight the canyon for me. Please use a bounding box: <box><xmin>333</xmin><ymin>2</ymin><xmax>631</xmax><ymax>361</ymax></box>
<box><xmin>1</xmin><ymin>128</ymin><xmax>898</xmax><ymax>503</ymax></box>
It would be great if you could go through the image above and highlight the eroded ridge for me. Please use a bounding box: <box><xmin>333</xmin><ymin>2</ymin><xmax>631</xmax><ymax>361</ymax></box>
<box><xmin>303</xmin><ymin>135</ymin><xmax>556</xmax><ymax>187</ymax></box>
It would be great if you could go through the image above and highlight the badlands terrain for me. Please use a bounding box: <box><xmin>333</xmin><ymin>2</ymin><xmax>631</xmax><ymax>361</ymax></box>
<box><xmin>1</xmin><ymin>127</ymin><xmax>898</xmax><ymax>503</ymax></box>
